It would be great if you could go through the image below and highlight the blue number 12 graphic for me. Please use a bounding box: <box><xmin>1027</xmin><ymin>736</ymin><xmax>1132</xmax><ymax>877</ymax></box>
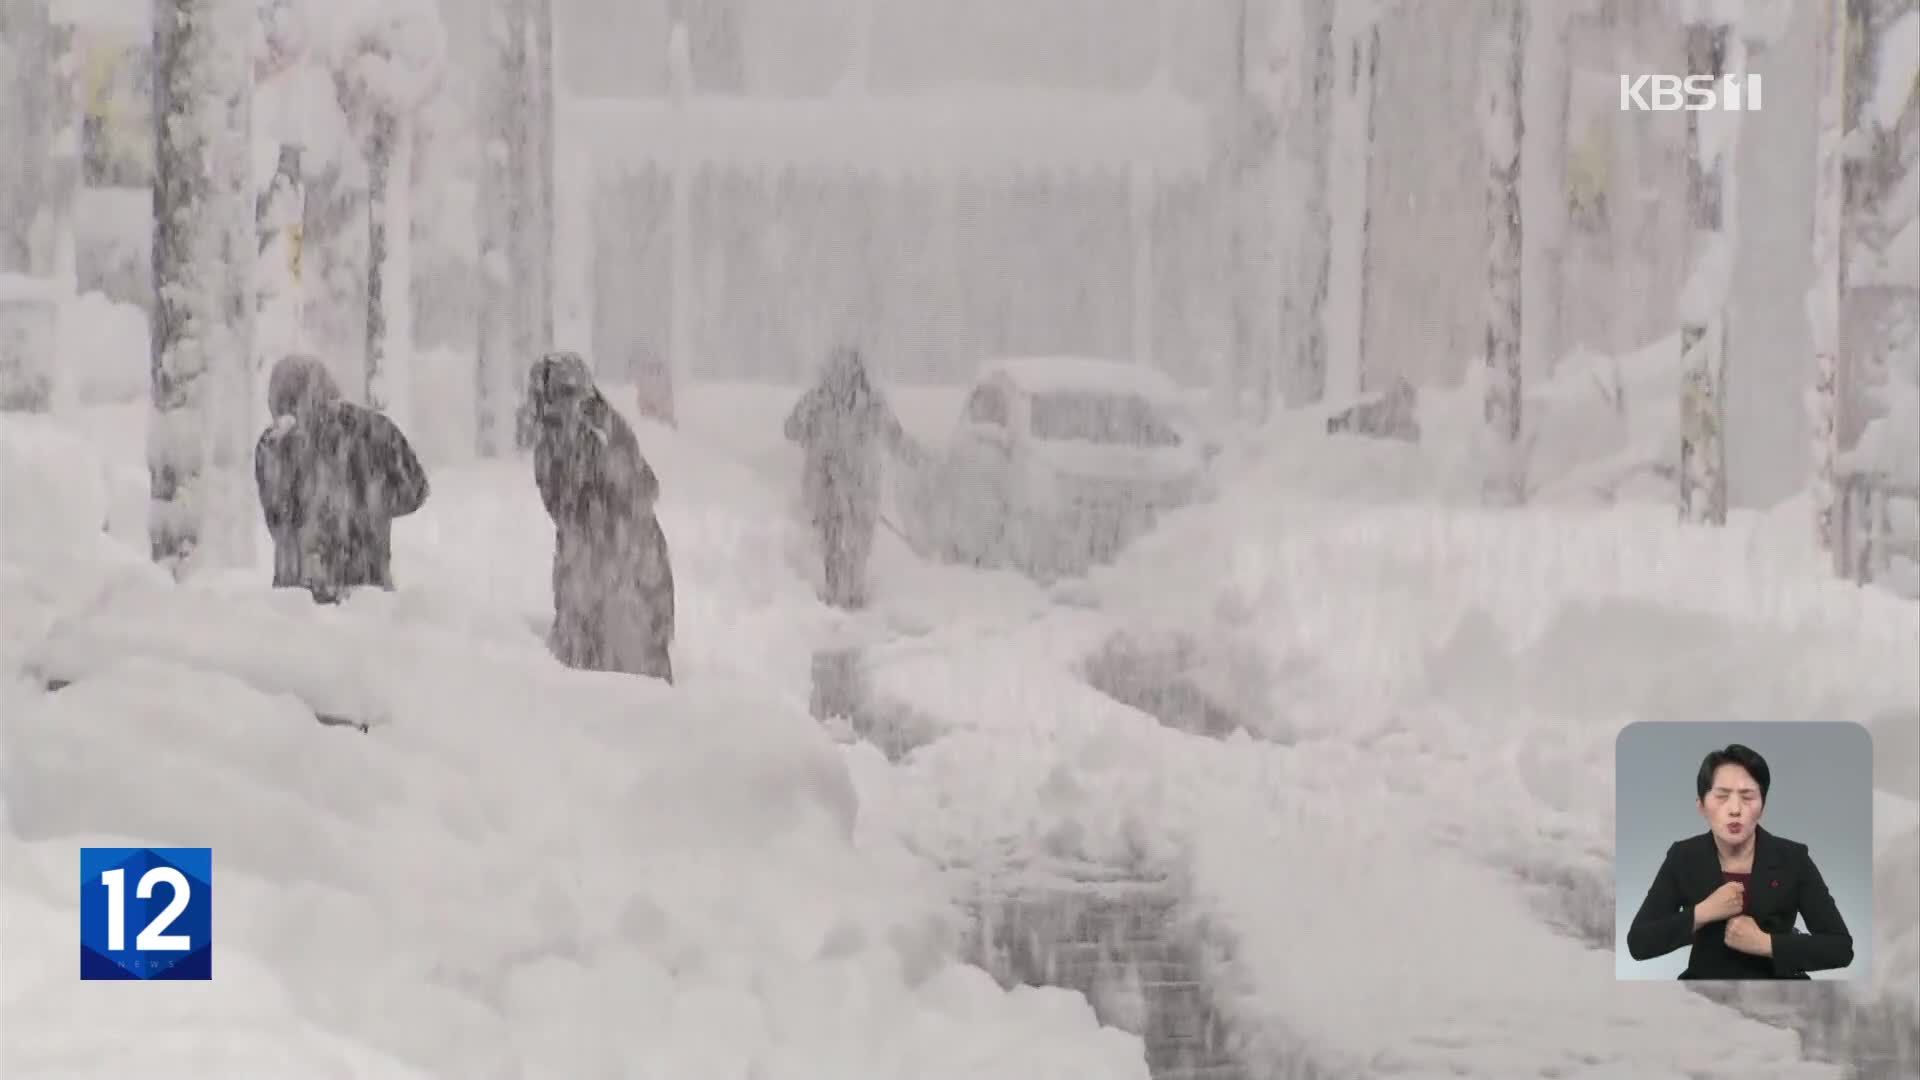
<box><xmin>80</xmin><ymin>847</ymin><xmax>212</xmax><ymax>981</ymax></box>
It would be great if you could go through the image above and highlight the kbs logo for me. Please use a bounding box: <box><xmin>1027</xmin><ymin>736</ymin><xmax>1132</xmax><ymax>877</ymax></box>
<box><xmin>1619</xmin><ymin>73</ymin><xmax>1763</xmax><ymax>112</ymax></box>
<box><xmin>80</xmin><ymin>847</ymin><xmax>212</xmax><ymax>980</ymax></box>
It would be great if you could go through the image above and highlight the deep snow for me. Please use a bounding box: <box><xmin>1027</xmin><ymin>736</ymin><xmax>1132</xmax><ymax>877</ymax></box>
<box><xmin>3</xmin><ymin>367</ymin><xmax>1916</xmax><ymax>1077</ymax></box>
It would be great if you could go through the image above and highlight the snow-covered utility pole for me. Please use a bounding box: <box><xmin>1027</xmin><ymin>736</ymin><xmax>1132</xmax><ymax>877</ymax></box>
<box><xmin>1807</xmin><ymin>0</ymin><xmax>1847</xmax><ymax>553</ymax></box>
<box><xmin>150</xmin><ymin>0</ymin><xmax>257</xmax><ymax>576</ymax></box>
<box><xmin>1324</xmin><ymin>0</ymin><xmax>1380</xmax><ymax>399</ymax></box>
<box><xmin>1675</xmin><ymin>12</ymin><xmax>1743</xmax><ymax>526</ymax></box>
<box><xmin>1482</xmin><ymin>0</ymin><xmax>1526</xmax><ymax>507</ymax></box>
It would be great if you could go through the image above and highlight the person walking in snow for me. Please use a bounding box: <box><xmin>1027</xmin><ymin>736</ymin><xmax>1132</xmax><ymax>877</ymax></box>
<box><xmin>527</xmin><ymin>351</ymin><xmax>676</xmax><ymax>683</ymax></box>
<box><xmin>255</xmin><ymin>353</ymin><xmax>430</xmax><ymax>604</ymax></box>
<box><xmin>783</xmin><ymin>346</ymin><xmax>926</xmax><ymax>610</ymax></box>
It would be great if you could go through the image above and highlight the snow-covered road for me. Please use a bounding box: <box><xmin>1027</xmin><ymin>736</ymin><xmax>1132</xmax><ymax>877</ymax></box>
<box><xmin>4</xmin><ymin>388</ymin><xmax>1915</xmax><ymax>1078</ymax></box>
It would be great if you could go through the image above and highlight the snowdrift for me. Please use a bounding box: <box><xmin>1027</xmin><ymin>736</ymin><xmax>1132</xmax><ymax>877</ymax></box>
<box><xmin>1262</xmin><ymin>334</ymin><xmax>1690</xmax><ymax>507</ymax></box>
<box><xmin>0</xmin><ymin>407</ymin><xmax>1150</xmax><ymax>1078</ymax></box>
<box><xmin>848</xmin><ymin>427</ymin><xmax>1918</xmax><ymax>1074</ymax></box>
<box><xmin>1090</xmin><ymin>446</ymin><xmax>1920</xmax><ymax>1001</ymax></box>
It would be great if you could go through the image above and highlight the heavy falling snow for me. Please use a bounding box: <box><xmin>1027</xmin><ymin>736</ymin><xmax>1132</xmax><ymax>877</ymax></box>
<box><xmin>1</xmin><ymin>1</ymin><xmax>1917</xmax><ymax>1078</ymax></box>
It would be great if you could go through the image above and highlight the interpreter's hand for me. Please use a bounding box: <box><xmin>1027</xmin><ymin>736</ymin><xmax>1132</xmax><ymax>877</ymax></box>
<box><xmin>1724</xmin><ymin>915</ymin><xmax>1773</xmax><ymax>957</ymax></box>
<box><xmin>1693</xmin><ymin>880</ymin><xmax>1746</xmax><ymax>927</ymax></box>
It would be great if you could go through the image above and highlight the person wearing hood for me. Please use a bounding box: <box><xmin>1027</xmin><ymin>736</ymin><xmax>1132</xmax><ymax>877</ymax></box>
<box><xmin>254</xmin><ymin>353</ymin><xmax>430</xmax><ymax>603</ymax></box>
<box><xmin>784</xmin><ymin>346</ymin><xmax>926</xmax><ymax>609</ymax></box>
<box><xmin>527</xmin><ymin>351</ymin><xmax>676</xmax><ymax>683</ymax></box>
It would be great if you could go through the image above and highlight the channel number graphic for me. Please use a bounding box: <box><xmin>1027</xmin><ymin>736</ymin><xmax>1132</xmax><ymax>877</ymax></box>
<box><xmin>79</xmin><ymin>847</ymin><xmax>212</xmax><ymax>980</ymax></box>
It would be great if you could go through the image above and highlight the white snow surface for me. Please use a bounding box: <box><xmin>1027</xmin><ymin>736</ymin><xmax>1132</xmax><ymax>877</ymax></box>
<box><xmin>1679</xmin><ymin>232</ymin><xmax>1739</xmax><ymax>327</ymax></box>
<box><xmin>1873</xmin><ymin>10</ymin><xmax>1920</xmax><ymax>132</ymax></box>
<box><xmin>5</xmin><ymin>369</ymin><xmax>1916</xmax><ymax>1077</ymax></box>
<box><xmin>853</xmin><ymin>443</ymin><xmax>1916</xmax><ymax>1073</ymax></box>
<box><xmin>0</xmin><ymin>402</ymin><xmax>1148</xmax><ymax>1079</ymax></box>
<box><xmin>1845</xmin><ymin>379</ymin><xmax>1920</xmax><ymax>488</ymax></box>
<box><xmin>977</xmin><ymin>354</ymin><xmax>1189</xmax><ymax>404</ymax></box>
<box><xmin>253</xmin><ymin>61</ymin><xmax>358</xmax><ymax>190</ymax></box>
<box><xmin>56</xmin><ymin>290</ymin><xmax>150</xmax><ymax>406</ymax></box>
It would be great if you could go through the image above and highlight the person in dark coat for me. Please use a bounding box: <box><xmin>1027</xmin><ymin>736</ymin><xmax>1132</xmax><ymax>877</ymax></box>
<box><xmin>527</xmin><ymin>351</ymin><xmax>675</xmax><ymax>683</ymax></box>
<box><xmin>255</xmin><ymin>353</ymin><xmax>429</xmax><ymax>603</ymax></box>
<box><xmin>784</xmin><ymin>346</ymin><xmax>925</xmax><ymax>609</ymax></box>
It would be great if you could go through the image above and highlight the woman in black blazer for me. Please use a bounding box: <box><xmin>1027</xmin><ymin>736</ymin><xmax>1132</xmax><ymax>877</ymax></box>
<box><xmin>1626</xmin><ymin>744</ymin><xmax>1854</xmax><ymax>979</ymax></box>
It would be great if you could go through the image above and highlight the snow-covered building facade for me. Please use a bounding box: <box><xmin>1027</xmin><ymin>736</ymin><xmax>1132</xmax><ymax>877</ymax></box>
<box><xmin>549</xmin><ymin>0</ymin><xmax>1227</xmax><ymax>389</ymax></box>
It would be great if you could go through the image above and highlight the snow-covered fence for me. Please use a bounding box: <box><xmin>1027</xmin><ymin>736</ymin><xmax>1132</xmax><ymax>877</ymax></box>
<box><xmin>0</xmin><ymin>275</ymin><xmax>57</xmax><ymax>412</ymax></box>
<box><xmin>1834</xmin><ymin>469</ymin><xmax>1920</xmax><ymax>591</ymax></box>
<box><xmin>968</xmin><ymin>869</ymin><xmax>1254</xmax><ymax>1080</ymax></box>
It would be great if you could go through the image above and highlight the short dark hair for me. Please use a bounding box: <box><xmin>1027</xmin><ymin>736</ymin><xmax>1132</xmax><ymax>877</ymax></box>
<box><xmin>1697</xmin><ymin>744</ymin><xmax>1770</xmax><ymax>802</ymax></box>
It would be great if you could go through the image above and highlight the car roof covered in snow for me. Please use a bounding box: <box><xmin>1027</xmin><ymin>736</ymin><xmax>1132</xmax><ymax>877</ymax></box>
<box><xmin>978</xmin><ymin>356</ymin><xmax>1185</xmax><ymax>404</ymax></box>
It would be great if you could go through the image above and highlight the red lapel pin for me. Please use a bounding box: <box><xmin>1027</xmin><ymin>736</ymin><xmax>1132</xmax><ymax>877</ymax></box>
<box><xmin>1771</xmin><ymin>880</ymin><xmax>1780</xmax><ymax>887</ymax></box>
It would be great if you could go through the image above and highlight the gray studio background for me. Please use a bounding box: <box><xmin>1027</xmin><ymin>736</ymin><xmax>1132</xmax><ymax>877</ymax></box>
<box><xmin>1614</xmin><ymin>721</ymin><xmax>1873</xmax><ymax>981</ymax></box>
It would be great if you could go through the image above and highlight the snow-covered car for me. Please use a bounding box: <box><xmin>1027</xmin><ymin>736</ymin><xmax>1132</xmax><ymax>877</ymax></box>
<box><xmin>908</xmin><ymin>356</ymin><xmax>1218</xmax><ymax>577</ymax></box>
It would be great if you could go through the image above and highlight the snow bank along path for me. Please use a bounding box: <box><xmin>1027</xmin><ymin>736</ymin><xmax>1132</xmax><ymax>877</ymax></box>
<box><xmin>851</xmin><ymin>454</ymin><xmax>1916</xmax><ymax>1076</ymax></box>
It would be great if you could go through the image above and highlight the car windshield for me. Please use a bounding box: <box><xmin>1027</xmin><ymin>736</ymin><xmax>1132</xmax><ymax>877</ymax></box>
<box><xmin>1028</xmin><ymin>391</ymin><xmax>1181</xmax><ymax>447</ymax></box>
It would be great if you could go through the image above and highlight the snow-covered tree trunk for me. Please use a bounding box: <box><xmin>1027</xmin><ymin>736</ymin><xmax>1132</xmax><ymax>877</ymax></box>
<box><xmin>0</xmin><ymin>0</ymin><xmax>74</xmax><ymax>414</ymax></box>
<box><xmin>0</xmin><ymin>0</ymin><xmax>51</xmax><ymax>274</ymax></box>
<box><xmin>254</xmin><ymin>143</ymin><xmax>305</xmax><ymax>434</ymax></box>
<box><xmin>531</xmin><ymin>0</ymin><xmax>556</xmax><ymax>347</ymax></box>
<box><xmin>505</xmin><ymin>0</ymin><xmax>539</xmax><ymax>450</ymax></box>
<box><xmin>476</xmin><ymin>0</ymin><xmax>524</xmax><ymax>457</ymax></box>
<box><xmin>365</xmin><ymin>110</ymin><xmax>414</xmax><ymax>428</ymax></box>
<box><xmin>1482</xmin><ymin>0</ymin><xmax>1526</xmax><ymax>507</ymax></box>
<box><xmin>1808</xmin><ymin>0</ymin><xmax>1848</xmax><ymax>553</ymax></box>
<box><xmin>1836</xmin><ymin>0</ymin><xmax>1919</xmax><ymax>585</ymax></box>
<box><xmin>1128</xmin><ymin>159</ymin><xmax>1154</xmax><ymax>372</ymax></box>
<box><xmin>1325</xmin><ymin>1</ymin><xmax>1379</xmax><ymax>399</ymax></box>
<box><xmin>300</xmin><ymin>163</ymin><xmax>367</xmax><ymax>384</ymax></box>
<box><xmin>150</xmin><ymin>0</ymin><xmax>256</xmax><ymax>576</ymax></box>
<box><xmin>47</xmin><ymin>8</ymin><xmax>82</xmax><ymax>413</ymax></box>
<box><xmin>1677</xmin><ymin>20</ymin><xmax>1738</xmax><ymax>526</ymax></box>
<box><xmin>844</xmin><ymin>0</ymin><xmax>874</xmax><ymax>95</ymax></box>
<box><xmin>45</xmin><ymin>14</ymin><xmax>77</xmax><ymax>293</ymax></box>
<box><xmin>667</xmin><ymin>21</ymin><xmax>693</xmax><ymax>409</ymax></box>
<box><xmin>475</xmin><ymin>140</ymin><xmax>512</xmax><ymax>455</ymax></box>
<box><xmin>1518</xmin><ymin>1</ymin><xmax>1570</xmax><ymax>384</ymax></box>
<box><xmin>334</xmin><ymin>0</ymin><xmax>444</xmax><ymax>431</ymax></box>
<box><xmin>1227</xmin><ymin>0</ymin><xmax>1283</xmax><ymax>422</ymax></box>
<box><xmin>1288</xmin><ymin>0</ymin><xmax>1335</xmax><ymax>409</ymax></box>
